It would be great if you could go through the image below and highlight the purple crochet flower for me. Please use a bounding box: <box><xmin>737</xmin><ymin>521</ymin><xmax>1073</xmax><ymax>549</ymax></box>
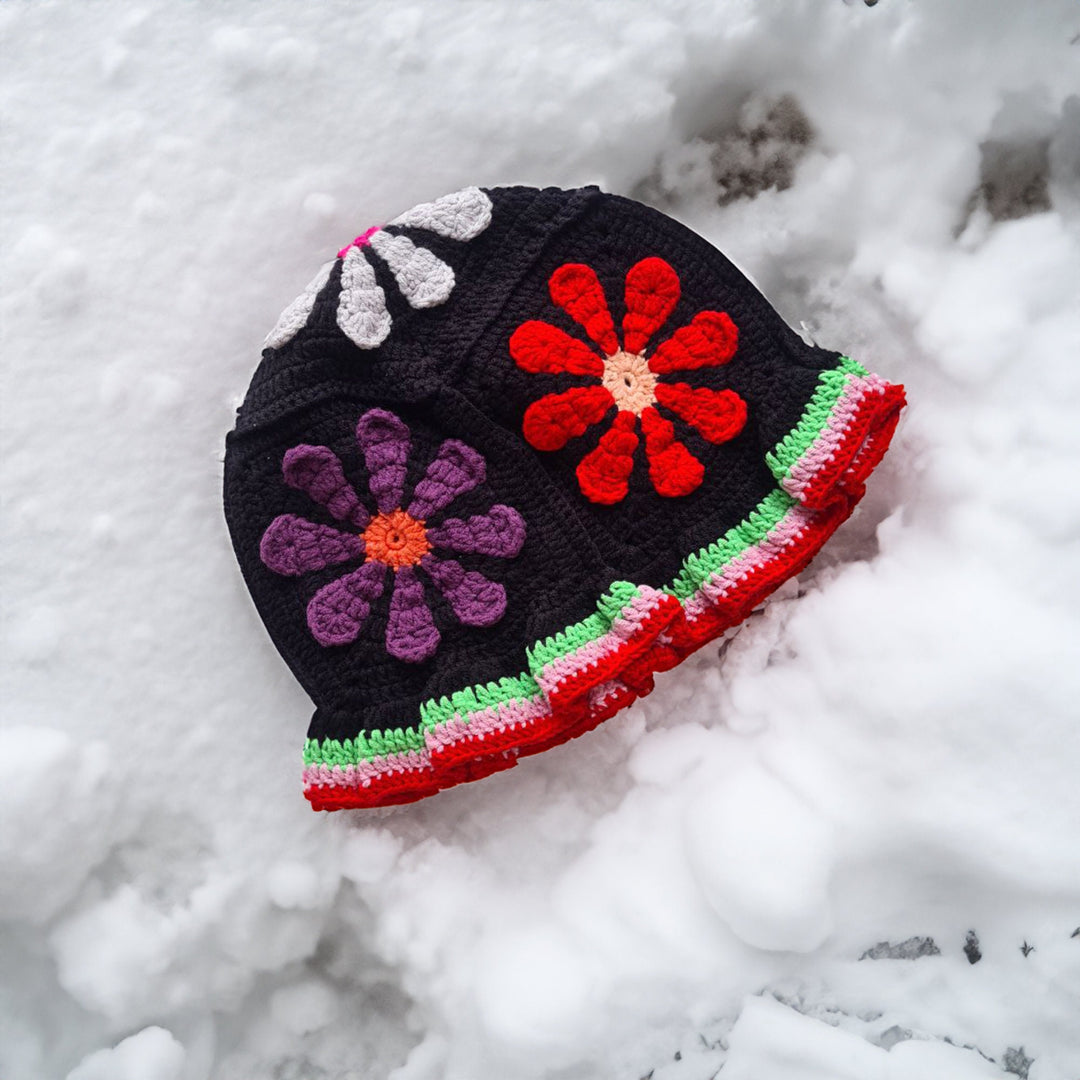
<box><xmin>259</xmin><ymin>409</ymin><xmax>526</xmax><ymax>663</ymax></box>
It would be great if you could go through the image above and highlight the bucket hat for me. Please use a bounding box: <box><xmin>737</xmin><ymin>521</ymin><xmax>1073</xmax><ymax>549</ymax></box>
<box><xmin>223</xmin><ymin>185</ymin><xmax>906</xmax><ymax>809</ymax></box>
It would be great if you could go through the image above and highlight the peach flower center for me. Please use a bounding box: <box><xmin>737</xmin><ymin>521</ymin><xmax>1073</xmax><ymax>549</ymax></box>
<box><xmin>602</xmin><ymin>350</ymin><xmax>657</xmax><ymax>415</ymax></box>
<box><xmin>362</xmin><ymin>509</ymin><xmax>430</xmax><ymax>569</ymax></box>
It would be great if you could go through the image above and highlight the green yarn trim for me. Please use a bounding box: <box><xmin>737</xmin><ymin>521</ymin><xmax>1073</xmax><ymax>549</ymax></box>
<box><xmin>765</xmin><ymin>356</ymin><xmax>867</xmax><ymax>482</ymax></box>
<box><xmin>667</xmin><ymin>488</ymin><xmax>796</xmax><ymax>601</ymax></box>
<box><xmin>306</xmin><ymin>582</ymin><xmax>644</xmax><ymax>767</ymax></box>
<box><xmin>420</xmin><ymin>672</ymin><xmax>542</xmax><ymax>732</ymax></box>
<box><xmin>305</xmin><ymin>359</ymin><xmax>860</xmax><ymax>770</ymax></box>
<box><xmin>671</xmin><ymin>358</ymin><xmax>863</xmax><ymax>600</ymax></box>
<box><xmin>303</xmin><ymin>724</ymin><xmax>426</xmax><ymax>768</ymax></box>
<box><xmin>525</xmin><ymin>580</ymin><xmax>640</xmax><ymax>670</ymax></box>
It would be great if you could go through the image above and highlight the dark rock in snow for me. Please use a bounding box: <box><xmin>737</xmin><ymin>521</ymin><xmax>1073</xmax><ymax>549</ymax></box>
<box><xmin>1003</xmin><ymin>1045</ymin><xmax>1034</xmax><ymax>1079</ymax></box>
<box><xmin>879</xmin><ymin>1025</ymin><xmax>913</xmax><ymax>1050</ymax></box>
<box><xmin>964</xmin><ymin>930</ymin><xmax>982</xmax><ymax>964</ymax></box>
<box><xmin>859</xmin><ymin>936</ymin><xmax>941</xmax><ymax>961</ymax></box>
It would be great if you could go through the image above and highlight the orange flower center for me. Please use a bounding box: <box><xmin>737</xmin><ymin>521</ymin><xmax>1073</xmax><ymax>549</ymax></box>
<box><xmin>362</xmin><ymin>509</ymin><xmax>430</xmax><ymax>569</ymax></box>
<box><xmin>602</xmin><ymin>350</ymin><xmax>657</xmax><ymax>415</ymax></box>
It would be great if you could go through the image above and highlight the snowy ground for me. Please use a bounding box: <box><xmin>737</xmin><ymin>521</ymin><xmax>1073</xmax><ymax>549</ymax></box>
<box><xmin>3</xmin><ymin>2</ymin><xmax>1080</xmax><ymax>1078</ymax></box>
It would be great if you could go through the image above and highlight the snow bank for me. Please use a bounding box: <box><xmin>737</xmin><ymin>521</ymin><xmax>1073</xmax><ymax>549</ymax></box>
<box><xmin>3</xmin><ymin>2</ymin><xmax>1078</xmax><ymax>1078</ymax></box>
<box><xmin>66</xmin><ymin>1027</ymin><xmax>186</xmax><ymax>1080</ymax></box>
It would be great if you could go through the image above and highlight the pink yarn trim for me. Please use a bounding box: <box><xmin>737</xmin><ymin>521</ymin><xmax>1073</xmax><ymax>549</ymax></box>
<box><xmin>589</xmin><ymin>679</ymin><xmax>628</xmax><ymax>709</ymax></box>
<box><xmin>781</xmin><ymin>374</ymin><xmax>888</xmax><ymax>501</ymax></box>
<box><xmin>302</xmin><ymin>747</ymin><xmax>433</xmax><ymax>791</ymax></box>
<box><xmin>303</xmin><ymin>366</ymin><xmax>904</xmax><ymax>809</ymax></box>
<box><xmin>533</xmin><ymin>589</ymin><xmax>670</xmax><ymax>698</ymax></box>
<box><xmin>425</xmin><ymin>695</ymin><xmax>550</xmax><ymax>753</ymax></box>
<box><xmin>682</xmin><ymin>503</ymin><xmax>818</xmax><ymax>622</ymax></box>
<box><xmin>303</xmin><ymin>591</ymin><xmax>670</xmax><ymax>794</ymax></box>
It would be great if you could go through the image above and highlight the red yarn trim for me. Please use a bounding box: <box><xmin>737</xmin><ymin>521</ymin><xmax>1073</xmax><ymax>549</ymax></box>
<box><xmin>429</xmin><ymin>594</ymin><xmax>681</xmax><ymax>774</ymax></box>
<box><xmin>522</xmin><ymin>680</ymin><xmax>639</xmax><ymax>757</ymax></box>
<box><xmin>308</xmin><ymin>772</ymin><xmax>441</xmax><ymax>810</ymax></box>
<box><xmin>802</xmin><ymin>382</ymin><xmax>906</xmax><ymax>509</ymax></box>
<box><xmin>306</xmin><ymin>750</ymin><xmax>518</xmax><ymax>811</ymax></box>
<box><xmin>305</xmin><ymin>378</ymin><xmax>905</xmax><ymax>811</ymax></box>
<box><xmin>546</xmin><ymin>593</ymin><xmax>682</xmax><ymax>708</ymax></box>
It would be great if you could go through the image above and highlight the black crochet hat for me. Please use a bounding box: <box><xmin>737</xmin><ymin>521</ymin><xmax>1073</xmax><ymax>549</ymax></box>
<box><xmin>223</xmin><ymin>185</ymin><xmax>905</xmax><ymax>810</ymax></box>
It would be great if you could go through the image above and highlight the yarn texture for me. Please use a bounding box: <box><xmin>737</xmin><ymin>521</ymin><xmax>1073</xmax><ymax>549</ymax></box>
<box><xmin>514</xmin><ymin>257</ymin><xmax>747</xmax><ymax>504</ymax></box>
<box><xmin>224</xmin><ymin>185</ymin><xmax>906</xmax><ymax>810</ymax></box>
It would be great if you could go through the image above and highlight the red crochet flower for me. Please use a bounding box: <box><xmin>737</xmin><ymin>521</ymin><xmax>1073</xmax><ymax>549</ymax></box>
<box><xmin>512</xmin><ymin>258</ymin><xmax>749</xmax><ymax>504</ymax></box>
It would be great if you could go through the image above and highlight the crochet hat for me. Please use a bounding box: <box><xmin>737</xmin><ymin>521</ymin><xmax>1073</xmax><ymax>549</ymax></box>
<box><xmin>223</xmin><ymin>185</ymin><xmax>905</xmax><ymax>810</ymax></box>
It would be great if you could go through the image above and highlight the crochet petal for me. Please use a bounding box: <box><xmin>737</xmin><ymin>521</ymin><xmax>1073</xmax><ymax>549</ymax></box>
<box><xmin>425</xmin><ymin>504</ymin><xmax>526</xmax><ymax>558</ymax></box>
<box><xmin>306</xmin><ymin>561</ymin><xmax>386</xmax><ymax>646</ymax></box>
<box><xmin>282</xmin><ymin>444</ymin><xmax>368</xmax><ymax>527</ymax></box>
<box><xmin>623</xmin><ymin>257</ymin><xmax>680</xmax><ymax>354</ymax></box>
<box><xmin>641</xmin><ymin>406</ymin><xmax>705</xmax><ymax>497</ymax></box>
<box><xmin>337</xmin><ymin>246</ymin><xmax>392</xmax><ymax>349</ymax></box>
<box><xmin>647</xmin><ymin>311</ymin><xmax>738</xmax><ymax>374</ymax></box>
<box><xmin>407</xmin><ymin>439</ymin><xmax>486</xmax><ymax>519</ymax></box>
<box><xmin>260</xmin><ymin>515</ymin><xmax>365</xmax><ymax>576</ymax></box>
<box><xmin>576</xmin><ymin>411</ymin><xmax>639</xmax><ymax>505</ymax></box>
<box><xmin>368</xmin><ymin>230</ymin><xmax>454</xmax><ymax>309</ymax></box>
<box><xmin>356</xmin><ymin>409</ymin><xmax>410</xmax><ymax>513</ymax></box>
<box><xmin>522</xmin><ymin>385</ymin><xmax>614</xmax><ymax>452</ymax></box>
<box><xmin>654</xmin><ymin>383</ymin><xmax>748</xmax><ymax>445</ymax></box>
<box><xmin>548</xmin><ymin>263</ymin><xmax>619</xmax><ymax>356</ymax></box>
<box><xmin>388</xmin><ymin>186</ymin><xmax>493</xmax><ymax>241</ymax></box>
<box><xmin>385</xmin><ymin>566</ymin><xmax>440</xmax><ymax>662</ymax></box>
<box><xmin>510</xmin><ymin>321</ymin><xmax>604</xmax><ymax>377</ymax></box>
<box><xmin>265</xmin><ymin>260</ymin><xmax>333</xmax><ymax>349</ymax></box>
<box><xmin>422</xmin><ymin>555</ymin><xmax>507</xmax><ymax>627</ymax></box>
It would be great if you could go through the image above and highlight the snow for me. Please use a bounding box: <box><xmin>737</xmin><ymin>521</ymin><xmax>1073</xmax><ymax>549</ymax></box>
<box><xmin>66</xmin><ymin>1026</ymin><xmax>186</xmax><ymax>1080</ymax></box>
<box><xmin>684</xmin><ymin>763</ymin><xmax>835</xmax><ymax>953</ymax></box>
<box><xmin>2</xmin><ymin>2</ymin><xmax>1079</xmax><ymax>1079</ymax></box>
<box><xmin>721</xmin><ymin>995</ymin><xmax>1003</xmax><ymax>1080</ymax></box>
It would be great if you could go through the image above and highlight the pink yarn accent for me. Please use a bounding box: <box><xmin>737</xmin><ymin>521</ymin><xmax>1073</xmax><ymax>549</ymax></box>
<box><xmin>423</xmin><ymin>696</ymin><xmax>549</xmax><ymax>752</ymax></box>
<box><xmin>304</xmin><ymin>588</ymin><xmax>696</xmax><ymax>789</ymax></box>
<box><xmin>420</xmin><ymin>594</ymin><xmax>670</xmax><ymax>756</ymax></box>
<box><xmin>589</xmin><ymin>680</ymin><xmax>627</xmax><ymax>709</ymax></box>
<box><xmin>782</xmin><ymin>375</ymin><xmax>888</xmax><ymax>499</ymax></box>
<box><xmin>337</xmin><ymin>225</ymin><xmax>382</xmax><ymax>260</ymax></box>
<box><xmin>303</xmin><ymin>748</ymin><xmax>433</xmax><ymax>791</ymax></box>
<box><xmin>315</xmin><ymin>592</ymin><xmax>668</xmax><ymax>775</ymax></box>
<box><xmin>304</xmin><ymin>586</ymin><xmax>703</xmax><ymax>791</ymax></box>
<box><xmin>682</xmin><ymin>503</ymin><xmax>818</xmax><ymax>622</ymax></box>
<box><xmin>532</xmin><ymin>590</ymin><xmax>668</xmax><ymax>697</ymax></box>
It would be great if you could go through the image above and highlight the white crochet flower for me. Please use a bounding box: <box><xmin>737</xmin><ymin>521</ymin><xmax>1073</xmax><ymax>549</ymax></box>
<box><xmin>265</xmin><ymin>185</ymin><xmax>493</xmax><ymax>351</ymax></box>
